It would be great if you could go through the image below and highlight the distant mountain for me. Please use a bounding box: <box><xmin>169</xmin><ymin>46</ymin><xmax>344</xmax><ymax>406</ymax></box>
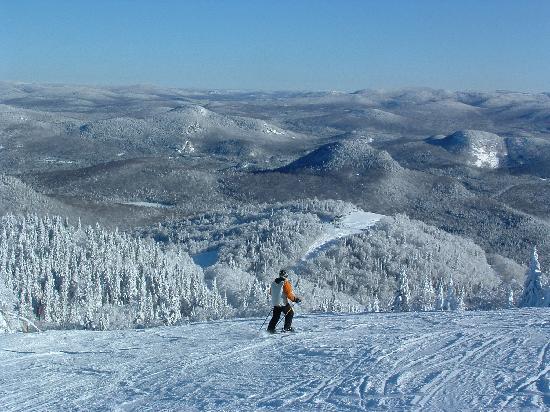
<box><xmin>426</xmin><ymin>129</ymin><xmax>550</xmax><ymax>176</ymax></box>
<box><xmin>80</xmin><ymin>105</ymin><xmax>297</xmax><ymax>147</ymax></box>
<box><xmin>231</xmin><ymin>134</ymin><xmax>550</xmax><ymax>264</ymax></box>
<box><xmin>505</xmin><ymin>136</ymin><xmax>550</xmax><ymax>177</ymax></box>
<box><xmin>0</xmin><ymin>103</ymin><xmax>78</xmax><ymax>138</ymax></box>
<box><xmin>426</xmin><ymin>130</ymin><xmax>508</xmax><ymax>169</ymax></box>
<box><xmin>277</xmin><ymin>139</ymin><xmax>402</xmax><ymax>177</ymax></box>
<box><xmin>79</xmin><ymin>117</ymin><xmax>148</xmax><ymax>141</ymax></box>
<box><xmin>292</xmin><ymin>108</ymin><xmax>415</xmax><ymax>135</ymax></box>
<box><xmin>0</xmin><ymin>174</ymin><xmax>80</xmax><ymax>218</ymax></box>
<box><xmin>153</xmin><ymin>105</ymin><xmax>292</xmax><ymax>141</ymax></box>
<box><xmin>78</xmin><ymin>104</ymin><xmax>300</xmax><ymax>157</ymax></box>
<box><xmin>1</xmin><ymin>82</ymin><xmax>550</xmax><ymax>266</ymax></box>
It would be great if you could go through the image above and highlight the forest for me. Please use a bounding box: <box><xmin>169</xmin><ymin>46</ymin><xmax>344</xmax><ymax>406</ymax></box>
<box><xmin>2</xmin><ymin>199</ymin><xmax>546</xmax><ymax>332</ymax></box>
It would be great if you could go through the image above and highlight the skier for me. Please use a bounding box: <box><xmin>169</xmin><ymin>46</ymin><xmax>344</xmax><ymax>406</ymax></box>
<box><xmin>267</xmin><ymin>269</ymin><xmax>301</xmax><ymax>333</ymax></box>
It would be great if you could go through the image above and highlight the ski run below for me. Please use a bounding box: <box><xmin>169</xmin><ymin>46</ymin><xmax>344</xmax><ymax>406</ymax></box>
<box><xmin>300</xmin><ymin>210</ymin><xmax>385</xmax><ymax>262</ymax></box>
<box><xmin>1</xmin><ymin>309</ymin><xmax>549</xmax><ymax>411</ymax></box>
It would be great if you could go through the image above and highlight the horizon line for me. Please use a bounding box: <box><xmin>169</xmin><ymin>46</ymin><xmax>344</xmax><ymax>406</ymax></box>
<box><xmin>2</xmin><ymin>79</ymin><xmax>549</xmax><ymax>96</ymax></box>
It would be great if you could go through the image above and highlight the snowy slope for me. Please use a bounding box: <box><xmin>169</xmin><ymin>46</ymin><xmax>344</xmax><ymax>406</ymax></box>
<box><xmin>300</xmin><ymin>210</ymin><xmax>385</xmax><ymax>262</ymax></box>
<box><xmin>427</xmin><ymin>130</ymin><xmax>508</xmax><ymax>169</ymax></box>
<box><xmin>278</xmin><ymin>139</ymin><xmax>402</xmax><ymax>175</ymax></box>
<box><xmin>79</xmin><ymin>105</ymin><xmax>296</xmax><ymax>144</ymax></box>
<box><xmin>1</xmin><ymin>309</ymin><xmax>548</xmax><ymax>411</ymax></box>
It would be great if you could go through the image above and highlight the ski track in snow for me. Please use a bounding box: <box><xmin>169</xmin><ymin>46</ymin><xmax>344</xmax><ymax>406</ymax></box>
<box><xmin>0</xmin><ymin>309</ymin><xmax>549</xmax><ymax>411</ymax></box>
<box><xmin>299</xmin><ymin>210</ymin><xmax>385</xmax><ymax>263</ymax></box>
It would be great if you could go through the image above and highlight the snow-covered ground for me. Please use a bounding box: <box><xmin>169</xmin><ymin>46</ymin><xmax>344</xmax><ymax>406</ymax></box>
<box><xmin>1</xmin><ymin>309</ymin><xmax>548</xmax><ymax>411</ymax></box>
<box><xmin>472</xmin><ymin>144</ymin><xmax>500</xmax><ymax>168</ymax></box>
<box><xmin>119</xmin><ymin>201</ymin><xmax>174</xmax><ymax>209</ymax></box>
<box><xmin>301</xmin><ymin>210</ymin><xmax>384</xmax><ymax>262</ymax></box>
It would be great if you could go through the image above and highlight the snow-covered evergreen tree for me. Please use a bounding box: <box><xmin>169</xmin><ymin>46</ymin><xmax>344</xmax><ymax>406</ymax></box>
<box><xmin>435</xmin><ymin>282</ymin><xmax>445</xmax><ymax>311</ymax></box>
<box><xmin>417</xmin><ymin>273</ymin><xmax>435</xmax><ymax>311</ymax></box>
<box><xmin>444</xmin><ymin>275</ymin><xmax>458</xmax><ymax>311</ymax></box>
<box><xmin>507</xmin><ymin>288</ymin><xmax>515</xmax><ymax>309</ymax></box>
<box><xmin>519</xmin><ymin>247</ymin><xmax>545</xmax><ymax>307</ymax></box>
<box><xmin>0</xmin><ymin>214</ymin><xmax>231</xmax><ymax>330</ymax></box>
<box><xmin>392</xmin><ymin>272</ymin><xmax>411</xmax><ymax>312</ymax></box>
<box><xmin>372</xmin><ymin>296</ymin><xmax>380</xmax><ymax>312</ymax></box>
<box><xmin>0</xmin><ymin>273</ymin><xmax>17</xmax><ymax>332</ymax></box>
<box><xmin>456</xmin><ymin>287</ymin><xmax>466</xmax><ymax>311</ymax></box>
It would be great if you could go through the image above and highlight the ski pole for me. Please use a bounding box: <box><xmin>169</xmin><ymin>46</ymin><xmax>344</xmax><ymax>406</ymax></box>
<box><xmin>258</xmin><ymin>308</ymin><xmax>273</xmax><ymax>332</ymax></box>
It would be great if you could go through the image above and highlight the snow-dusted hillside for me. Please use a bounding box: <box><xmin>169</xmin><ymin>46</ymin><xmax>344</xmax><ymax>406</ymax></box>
<box><xmin>278</xmin><ymin>139</ymin><xmax>402</xmax><ymax>175</ymax></box>
<box><xmin>424</xmin><ymin>129</ymin><xmax>550</xmax><ymax>176</ymax></box>
<box><xmin>78</xmin><ymin>104</ymin><xmax>297</xmax><ymax>154</ymax></box>
<box><xmin>1</xmin><ymin>309</ymin><xmax>548</xmax><ymax>411</ymax></box>
<box><xmin>0</xmin><ymin>175</ymin><xmax>81</xmax><ymax>218</ymax></box>
<box><xmin>427</xmin><ymin>130</ymin><xmax>508</xmax><ymax>169</ymax></box>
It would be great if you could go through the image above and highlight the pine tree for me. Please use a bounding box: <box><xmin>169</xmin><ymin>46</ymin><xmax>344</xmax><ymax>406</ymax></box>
<box><xmin>435</xmin><ymin>281</ymin><xmax>445</xmax><ymax>311</ymax></box>
<box><xmin>145</xmin><ymin>289</ymin><xmax>154</xmax><ymax>323</ymax></box>
<box><xmin>519</xmin><ymin>246</ymin><xmax>545</xmax><ymax>307</ymax></box>
<box><xmin>136</xmin><ymin>277</ymin><xmax>147</xmax><ymax>325</ymax></box>
<box><xmin>418</xmin><ymin>273</ymin><xmax>435</xmax><ymax>311</ymax></box>
<box><xmin>456</xmin><ymin>287</ymin><xmax>466</xmax><ymax>311</ymax></box>
<box><xmin>445</xmin><ymin>275</ymin><xmax>458</xmax><ymax>311</ymax></box>
<box><xmin>372</xmin><ymin>296</ymin><xmax>380</xmax><ymax>313</ymax></box>
<box><xmin>42</xmin><ymin>272</ymin><xmax>55</xmax><ymax>323</ymax></box>
<box><xmin>507</xmin><ymin>288</ymin><xmax>515</xmax><ymax>309</ymax></box>
<box><xmin>392</xmin><ymin>271</ymin><xmax>411</xmax><ymax>312</ymax></box>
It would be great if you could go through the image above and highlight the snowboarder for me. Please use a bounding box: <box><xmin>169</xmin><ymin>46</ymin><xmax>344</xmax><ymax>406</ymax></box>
<box><xmin>267</xmin><ymin>269</ymin><xmax>301</xmax><ymax>333</ymax></box>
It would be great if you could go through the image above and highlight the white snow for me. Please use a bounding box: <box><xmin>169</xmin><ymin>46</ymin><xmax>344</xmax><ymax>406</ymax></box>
<box><xmin>472</xmin><ymin>145</ymin><xmax>500</xmax><ymax>168</ymax></box>
<box><xmin>0</xmin><ymin>309</ymin><xmax>548</xmax><ymax>411</ymax></box>
<box><xmin>41</xmin><ymin>158</ymin><xmax>76</xmax><ymax>165</ymax></box>
<box><xmin>302</xmin><ymin>210</ymin><xmax>385</xmax><ymax>261</ymax></box>
<box><xmin>176</xmin><ymin>140</ymin><xmax>195</xmax><ymax>154</ymax></box>
<box><xmin>262</xmin><ymin>122</ymin><xmax>286</xmax><ymax>135</ymax></box>
<box><xmin>364</xmin><ymin>108</ymin><xmax>407</xmax><ymax>124</ymax></box>
<box><xmin>120</xmin><ymin>201</ymin><xmax>174</xmax><ymax>209</ymax></box>
<box><xmin>435</xmin><ymin>130</ymin><xmax>508</xmax><ymax>169</ymax></box>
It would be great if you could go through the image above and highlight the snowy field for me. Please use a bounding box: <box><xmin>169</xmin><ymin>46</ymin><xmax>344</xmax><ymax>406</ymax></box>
<box><xmin>1</xmin><ymin>309</ymin><xmax>548</xmax><ymax>411</ymax></box>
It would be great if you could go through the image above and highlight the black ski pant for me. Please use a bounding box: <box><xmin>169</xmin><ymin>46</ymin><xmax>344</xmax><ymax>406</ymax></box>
<box><xmin>267</xmin><ymin>304</ymin><xmax>293</xmax><ymax>331</ymax></box>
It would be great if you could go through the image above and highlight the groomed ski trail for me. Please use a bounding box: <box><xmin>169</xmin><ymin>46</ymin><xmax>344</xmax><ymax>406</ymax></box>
<box><xmin>299</xmin><ymin>209</ymin><xmax>385</xmax><ymax>264</ymax></box>
<box><xmin>0</xmin><ymin>309</ymin><xmax>548</xmax><ymax>411</ymax></box>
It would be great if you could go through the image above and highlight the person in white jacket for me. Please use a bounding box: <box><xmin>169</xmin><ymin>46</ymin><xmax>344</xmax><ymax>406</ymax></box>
<box><xmin>267</xmin><ymin>269</ymin><xmax>301</xmax><ymax>333</ymax></box>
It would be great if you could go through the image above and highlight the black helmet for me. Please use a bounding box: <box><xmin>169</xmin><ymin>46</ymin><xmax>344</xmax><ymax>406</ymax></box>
<box><xmin>279</xmin><ymin>269</ymin><xmax>288</xmax><ymax>278</ymax></box>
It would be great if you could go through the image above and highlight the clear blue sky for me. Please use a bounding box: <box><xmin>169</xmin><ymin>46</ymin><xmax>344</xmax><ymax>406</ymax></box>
<box><xmin>1</xmin><ymin>0</ymin><xmax>549</xmax><ymax>92</ymax></box>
